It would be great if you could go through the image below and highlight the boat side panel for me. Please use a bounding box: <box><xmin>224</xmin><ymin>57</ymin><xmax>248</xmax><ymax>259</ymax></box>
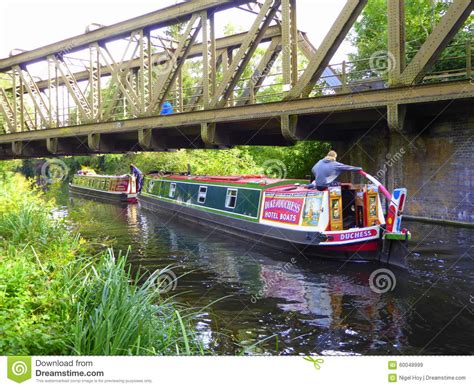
<box><xmin>72</xmin><ymin>174</ymin><xmax>136</xmax><ymax>194</ymax></box>
<box><xmin>145</xmin><ymin>178</ymin><xmax>262</xmax><ymax>220</ymax></box>
<box><xmin>139</xmin><ymin>194</ymin><xmax>380</xmax><ymax>260</ymax></box>
<box><xmin>69</xmin><ymin>184</ymin><xmax>135</xmax><ymax>203</ymax></box>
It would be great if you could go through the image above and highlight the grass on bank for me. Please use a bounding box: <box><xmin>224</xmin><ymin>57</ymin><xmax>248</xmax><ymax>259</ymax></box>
<box><xmin>0</xmin><ymin>172</ymin><xmax>203</xmax><ymax>355</ymax></box>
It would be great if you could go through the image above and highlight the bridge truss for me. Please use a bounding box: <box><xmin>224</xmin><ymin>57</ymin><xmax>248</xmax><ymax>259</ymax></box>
<box><xmin>0</xmin><ymin>0</ymin><xmax>472</xmax><ymax>158</ymax></box>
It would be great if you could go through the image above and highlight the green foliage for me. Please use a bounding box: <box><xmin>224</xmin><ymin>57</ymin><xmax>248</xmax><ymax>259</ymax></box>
<box><xmin>0</xmin><ymin>172</ymin><xmax>203</xmax><ymax>355</ymax></box>
<box><xmin>243</xmin><ymin>141</ymin><xmax>330</xmax><ymax>179</ymax></box>
<box><xmin>60</xmin><ymin>139</ymin><xmax>329</xmax><ymax>180</ymax></box>
<box><xmin>67</xmin><ymin>250</ymin><xmax>202</xmax><ymax>355</ymax></box>
<box><xmin>348</xmin><ymin>0</ymin><xmax>473</xmax><ymax>78</ymax></box>
<box><xmin>0</xmin><ymin>174</ymin><xmax>72</xmax><ymax>354</ymax></box>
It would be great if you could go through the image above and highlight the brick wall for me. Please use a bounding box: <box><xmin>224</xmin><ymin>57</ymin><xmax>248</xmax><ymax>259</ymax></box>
<box><xmin>333</xmin><ymin>111</ymin><xmax>473</xmax><ymax>224</ymax></box>
<box><xmin>399</xmin><ymin>119</ymin><xmax>473</xmax><ymax>223</ymax></box>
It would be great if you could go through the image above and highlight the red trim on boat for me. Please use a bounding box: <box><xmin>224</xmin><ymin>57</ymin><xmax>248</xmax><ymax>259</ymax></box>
<box><xmin>322</xmin><ymin>240</ymin><xmax>379</xmax><ymax>252</ymax></box>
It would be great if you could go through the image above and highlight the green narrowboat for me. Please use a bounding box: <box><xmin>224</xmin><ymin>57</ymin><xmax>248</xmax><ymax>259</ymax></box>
<box><xmin>69</xmin><ymin>172</ymin><xmax>138</xmax><ymax>203</ymax></box>
<box><xmin>139</xmin><ymin>172</ymin><xmax>411</xmax><ymax>267</ymax></box>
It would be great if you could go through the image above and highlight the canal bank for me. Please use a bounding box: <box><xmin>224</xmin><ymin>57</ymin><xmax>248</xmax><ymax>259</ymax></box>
<box><xmin>0</xmin><ymin>173</ymin><xmax>204</xmax><ymax>356</ymax></box>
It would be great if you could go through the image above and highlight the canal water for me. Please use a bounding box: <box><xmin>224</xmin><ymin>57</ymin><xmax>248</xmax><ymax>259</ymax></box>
<box><xmin>63</xmin><ymin>195</ymin><xmax>474</xmax><ymax>355</ymax></box>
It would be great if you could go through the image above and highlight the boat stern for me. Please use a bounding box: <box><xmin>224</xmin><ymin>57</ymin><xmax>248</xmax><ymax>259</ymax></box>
<box><xmin>379</xmin><ymin>188</ymin><xmax>411</xmax><ymax>268</ymax></box>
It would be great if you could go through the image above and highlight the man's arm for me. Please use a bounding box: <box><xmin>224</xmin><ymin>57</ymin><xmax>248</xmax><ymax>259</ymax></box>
<box><xmin>334</xmin><ymin>161</ymin><xmax>362</xmax><ymax>172</ymax></box>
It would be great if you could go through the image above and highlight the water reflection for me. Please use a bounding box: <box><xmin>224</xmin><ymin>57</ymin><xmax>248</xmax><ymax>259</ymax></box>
<box><xmin>66</xmin><ymin>197</ymin><xmax>474</xmax><ymax>355</ymax></box>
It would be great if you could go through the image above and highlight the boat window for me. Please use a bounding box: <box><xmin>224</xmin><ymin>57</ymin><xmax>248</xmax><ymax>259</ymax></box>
<box><xmin>225</xmin><ymin>188</ymin><xmax>238</xmax><ymax>209</ymax></box>
<box><xmin>169</xmin><ymin>182</ymin><xmax>176</xmax><ymax>198</ymax></box>
<box><xmin>198</xmin><ymin>186</ymin><xmax>208</xmax><ymax>204</ymax></box>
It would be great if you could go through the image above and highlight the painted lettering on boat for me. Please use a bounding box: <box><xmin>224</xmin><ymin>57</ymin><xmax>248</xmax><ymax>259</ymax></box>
<box><xmin>111</xmin><ymin>179</ymin><xmax>129</xmax><ymax>192</ymax></box>
<box><xmin>331</xmin><ymin>229</ymin><xmax>377</xmax><ymax>241</ymax></box>
<box><xmin>262</xmin><ymin>197</ymin><xmax>304</xmax><ymax>225</ymax></box>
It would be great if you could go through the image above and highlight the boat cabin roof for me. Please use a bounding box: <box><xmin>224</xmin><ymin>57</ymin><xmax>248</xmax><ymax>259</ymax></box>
<box><xmin>76</xmin><ymin>172</ymin><xmax>130</xmax><ymax>179</ymax></box>
<box><xmin>161</xmin><ymin>174</ymin><xmax>299</xmax><ymax>187</ymax></box>
<box><xmin>265</xmin><ymin>182</ymin><xmax>360</xmax><ymax>193</ymax></box>
<box><xmin>156</xmin><ymin>174</ymin><xmax>369</xmax><ymax>193</ymax></box>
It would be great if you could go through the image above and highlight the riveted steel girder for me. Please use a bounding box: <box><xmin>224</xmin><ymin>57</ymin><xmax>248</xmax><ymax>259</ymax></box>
<box><xmin>0</xmin><ymin>0</ymin><xmax>254</xmax><ymax>72</ymax></box>
<box><xmin>149</xmin><ymin>13</ymin><xmax>203</xmax><ymax>112</ymax></box>
<box><xmin>399</xmin><ymin>0</ymin><xmax>473</xmax><ymax>85</ymax></box>
<box><xmin>4</xmin><ymin>26</ymin><xmax>284</xmax><ymax>94</ymax></box>
<box><xmin>387</xmin><ymin>0</ymin><xmax>405</xmax><ymax>86</ymax></box>
<box><xmin>0</xmin><ymin>80</ymin><xmax>471</xmax><ymax>147</ymax></box>
<box><xmin>285</xmin><ymin>0</ymin><xmax>368</xmax><ymax>99</ymax></box>
<box><xmin>0</xmin><ymin>88</ymin><xmax>15</xmax><ymax>133</ymax></box>
<box><xmin>209</xmin><ymin>0</ymin><xmax>282</xmax><ymax>108</ymax></box>
<box><xmin>237</xmin><ymin>37</ymin><xmax>282</xmax><ymax>105</ymax></box>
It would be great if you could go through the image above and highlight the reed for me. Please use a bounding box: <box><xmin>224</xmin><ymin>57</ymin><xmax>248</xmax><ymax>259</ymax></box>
<box><xmin>66</xmin><ymin>250</ymin><xmax>204</xmax><ymax>355</ymax></box>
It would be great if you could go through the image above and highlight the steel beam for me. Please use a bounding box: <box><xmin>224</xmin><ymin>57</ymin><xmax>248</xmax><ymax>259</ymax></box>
<box><xmin>399</xmin><ymin>0</ymin><xmax>473</xmax><ymax>85</ymax></box>
<box><xmin>209</xmin><ymin>0</ymin><xmax>282</xmax><ymax>108</ymax></box>
<box><xmin>149</xmin><ymin>14</ymin><xmax>203</xmax><ymax>112</ymax></box>
<box><xmin>0</xmin><ymin>88</ymin><xmax>15</xmax><ymax>132</ymax></box>
<box><xmin>387</xmin><ymin>103</ymin><xmax>407</xmax><ymax>132</ymax></box>
<box><xmin>0</xmin><ymin>80</ymin><xmax>471</xmax><ymax>145</ymax></box>
<box><xmin>138</xmin><ymin>30</ymin><xmax>151</xmax><ymax>115</ymax></box>
<box><xmin>188</xmin><ymin>52</ymin><xmax>224</xmax><ymax>111</ymax></box>
<box><xmin>387</xmin><ymin>0</ymin><xmax>405</xmax><ymax>86</ymax></box>
<box><xmin>11</xmin><ymin>141</ymin><xmax>23</xmax><ymax>156</ymax></box>
<box><xmin>96</xmin><ymin>39</ymin><xmax>142</xmax><ymax>117</ymax></box>
<box><xmin>87</xmin><ymin>133</ymin><xmax>113</xmax><ymax>152</ymax></box>
<box><xmin>281</xmin><ymin>0</ymin><xmax>298</xmax><ymax>89</ymax></box>
<box><xmin>49</xmin><ymin>55</ymin><xmax>94</xmax><ymax>121</ymax></box>
<box><xmin>138</xmin><ymin>128</ymin><xmax>170</xmax><ymax>151</ymax></box>
<box><xmin>285</xmin><ymin>0</ymin><xmax>368</xmax><ymax>99</ymax></box>
<box><xmin>14</xmin><ymin>66</ymin><xmax>52</xmax><ymax>128</ymax></box>
<box><xmin>281</xmin><ymin>114</ymin><xmax>299</xmax><ymax>143</ymax></box>
<box><xmin>201</xmin><ymin>11</ymin><xmax>216</xmax><ymax>109</ymax></box>
<box><xmin>200</xmin><ymin>122</ymin><xmax>227</xmax><ymax>146</ymax></box>
<box><xmin>89</xmin><ymin>44</ymin><xmax>101</xmax><ymax>119</ymax></box>
<box><xmin>12</xmin><ymin>71</ymin><xmax>34</xmax><ymax>132</ymax></box>
<box><xmin>237</xmin><ymin>37</ymin><xmax>282</xmax><ymax>105</ymax></box>
<box><xmin>0</xmin><ymin>0</ymin><xmax>253</xmax><ymax>71</ymax></box>
<box><xmin>4</xmin><ymin>26</ymin><xmax>283</xmax><ymax>94</ymax></box>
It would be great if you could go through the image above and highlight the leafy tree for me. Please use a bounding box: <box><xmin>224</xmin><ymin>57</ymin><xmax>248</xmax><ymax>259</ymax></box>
<box><xmin>347</xmin><ymin>0</ymin><xmax>473</xmax><ymax>79</ymax></box>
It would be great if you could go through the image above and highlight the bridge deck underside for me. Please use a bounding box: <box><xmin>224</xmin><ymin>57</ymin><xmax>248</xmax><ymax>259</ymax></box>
<box><xmin>0</xmin><ymin>80</ymin><xmax>471</xmax><ymax>159</ymax></box>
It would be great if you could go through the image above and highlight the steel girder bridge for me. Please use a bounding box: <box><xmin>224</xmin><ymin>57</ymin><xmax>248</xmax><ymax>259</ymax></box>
<box><xmin>0</xmin><ymin>0</ymin><xmax>472</xmax><ymax>159</ymax></box>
